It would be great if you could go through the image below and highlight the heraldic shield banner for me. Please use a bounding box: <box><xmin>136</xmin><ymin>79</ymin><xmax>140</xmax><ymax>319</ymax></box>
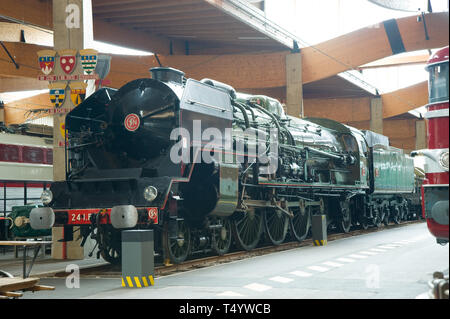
<box><xmin>37</xmin><ymin>50</ymin><xmax>56</xmax><ymax>75</ymax></box>
<box><xmin>59</xmin><ymin>49</ymin><xmax>77</xmax><ymax>75</ymax></box>
<box><xmin>69</xmin><ymin>81</ymin><xmax>87</xmax><ymax>106</ymax></box>
<box><xmin>79</xmin><ymin>49</ymin><xmax>98</xmax><ymax>75</ymax></box>
<box><xmin>48</xmin><ymin>82</ymin><xmax>67</xmax><ymax>108</ymax></box>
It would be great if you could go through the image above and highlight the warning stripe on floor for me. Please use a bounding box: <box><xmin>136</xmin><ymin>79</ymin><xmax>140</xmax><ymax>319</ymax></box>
<box><xmin>122</xmin><ymin>275</ymin><xmax>154</xmax><ymax>288</ymax></box>
<box><xmin>314</xmin><ymin>239</ymin><xmax>327</xmax><ymax>246</ymax></box>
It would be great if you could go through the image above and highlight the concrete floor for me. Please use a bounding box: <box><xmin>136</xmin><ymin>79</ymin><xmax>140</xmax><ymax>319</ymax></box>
<box><xmin>20</xmin><ymin>222</ymin><xmax>449</xmax><ymax>300</ymax></box>
<box><xmin>0</xmin><ymin>247</ymin><xmax>106</xmax><ymax>278</ymax></box>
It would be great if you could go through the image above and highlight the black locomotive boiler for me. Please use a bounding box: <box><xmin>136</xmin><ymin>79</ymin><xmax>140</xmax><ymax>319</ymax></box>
<box><xmin>30</xmin><ymin>67</ymin><xmax>421</xmax><ymax>264</ymax></box>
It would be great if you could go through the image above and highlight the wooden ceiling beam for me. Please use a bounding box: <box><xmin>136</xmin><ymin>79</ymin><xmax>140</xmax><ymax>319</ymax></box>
<box><xmin>160</xmin><ymin>30</ymin><xmax>261</xmax><ymax>37</ymax></box>
<box><xmin>302</xmin><ymin>12</ymin><xmax>448</xmax><ymax>83</ymax></box>
<box><xmin>93</xmin><ymin>0</ymin><xmax>203</xmax><ymax>14</ymax></box>
<box><xmin>358</xmin><ymin>53</ymin><xmax>430</xmax><ymax>69</ymax></box>
<box><xmin>129</xmin><ymin>17</ymin><xmax>233</xmax><ymax>28</ymax></box>
<box><xmin>106</xmin><ymin>10</ymin><xmax>224</xmax><ymax>24</ymax></box>
<box><xmin>0</xmin><ymin>22</ymin><xmax>52</xmax><ymax>46</ymax></box>
<box><xmin>92</xmin><ymin>0</ymin><xmax>149</xmax><ymax>7</ymax></box>
<box><xmin>94</xmin><ymin>3</ymin><xmax>211</xmax><ymax>19</ymax></box>
<box><xmin>3</xmin><ymin>92</ymin><xmax>52</xmax><ymax>125</ymax></box>
<box><xmin>0</xmin><ymin>42</ymin><xmax>42</xmax><ymax>79</ymax></box>
<box><xmin>0</xmin><ymin>0</ymin><xmax>52</xmax><ymax>29</ymax></box>
<box><xmin>0</xmin><ymin>76</ymin><xmax>47</xmax><ymax>93</ymax></box>
<box><xmin>138</xmin><ymin>23</ymin><xmax>247</xmax><ymax>33</ymax></box>
<box><xmin>382</xmin><ymin>81</ymin><xmax>428</xmax><ymax>119</ymax></box>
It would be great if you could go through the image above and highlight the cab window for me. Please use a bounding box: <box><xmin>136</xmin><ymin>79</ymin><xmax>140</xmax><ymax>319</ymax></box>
<box><xmin>429</xmin><ymin>62</ymin><xmax>449</xmax><ymax>103</ymax></box>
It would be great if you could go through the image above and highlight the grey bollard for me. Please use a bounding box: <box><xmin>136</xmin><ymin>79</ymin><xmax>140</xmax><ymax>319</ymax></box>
<box><xmin>121</xmin><ymin>230</ymin><xmax>154</xmax><ymax>288</ymax></box>
<box><xmin>312</xmin><ymin>215</ymin><xmax>327</xmax><ymax>246</ymax></box>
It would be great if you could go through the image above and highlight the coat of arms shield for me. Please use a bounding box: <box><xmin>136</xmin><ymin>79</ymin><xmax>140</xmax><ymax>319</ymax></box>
<box><xmin>79</xmin><ymin>49</ymin><xmax>98</xmax><ymax>75</ymax></box>
<box><xmin>59</xmin><ymin>49</ymin><xmax>77</xmax><ymax>75</ymax></box>
<box><xmin>48</xmin><ymin>82</ymin><xmax>67</xmax><ymax>108</ymax></box>
<box><xmin>37</xmin><ymin>50</ymin><xmax>56</xmax><ymax>75</ymax></box>
<box><xmin>69</xmin><ymin>81</ymin><xmax>87</xmax><ymax>106</ymax></box>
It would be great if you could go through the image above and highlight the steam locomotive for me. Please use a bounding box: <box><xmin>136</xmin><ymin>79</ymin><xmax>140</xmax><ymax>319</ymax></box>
<box><xmin>30</xmin><ymin>67</ymin><xmax>421</xmax><ymax>264</ymax></box>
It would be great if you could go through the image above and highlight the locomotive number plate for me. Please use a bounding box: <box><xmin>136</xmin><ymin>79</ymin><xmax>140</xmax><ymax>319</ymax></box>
<box><xmin>67</xmin><ymin>209</ymin><xmax>110</xmax><ymax>225</ymax></box>
<box><xmin>69</xmin><ymin>211</ymin><xmax>92</xmax><ymax>224</ymax></box>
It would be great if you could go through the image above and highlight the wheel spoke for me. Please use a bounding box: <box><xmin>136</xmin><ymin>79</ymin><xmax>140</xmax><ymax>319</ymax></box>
<box><xmin>99</xmin><ymin>226</ymin><xmax>121</xmax><ymax>264</ymax></box>
<box><xmin>264</xmin><ymin>209</ymin><xmax>288</xmax><ymax>245</ymax></box>
<box><xmin>232</xmin><ymin>211</ymin><xmax>262</xmax><ymax>251</ymax></box>
<box><xmin>212</xmin><ymin>218</ymin><xmax>232</xmax><ymax>255</ymax></box>
<box><xmin>290</xmin><ymin>207</ymin><xmax>310</xmax><ymax>242</ymax></box>
<box><xmin>164</xmin><ymin>220</ymin><xmax>190</xmax><ymax>264</ymax></box>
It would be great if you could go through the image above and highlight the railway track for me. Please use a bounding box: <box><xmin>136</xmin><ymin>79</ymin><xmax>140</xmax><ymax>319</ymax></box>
<box><xmin>44</xmin><ymin>219</ymin><xmax>425</xmax><ymax>279</ymax></box>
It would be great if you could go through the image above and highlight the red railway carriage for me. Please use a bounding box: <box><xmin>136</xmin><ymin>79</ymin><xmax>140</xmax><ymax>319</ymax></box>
<box><xmin>413</xmin><ymin>46</ymin><xmax>449</xmax><ymax>244</ymax></box>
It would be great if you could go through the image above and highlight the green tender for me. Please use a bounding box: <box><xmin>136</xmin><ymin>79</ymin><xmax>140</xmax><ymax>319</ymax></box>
<box><xmin>372</xmin><ymin>145</ymin><xmax>415</xmax><ymax>194</ymax></box>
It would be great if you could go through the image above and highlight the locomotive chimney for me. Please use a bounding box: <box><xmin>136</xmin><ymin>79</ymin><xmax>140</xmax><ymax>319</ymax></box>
<box><xmin>150</xmin><ymin>67</ymin><xmax>185</xmax><ymax>85</ymax></box>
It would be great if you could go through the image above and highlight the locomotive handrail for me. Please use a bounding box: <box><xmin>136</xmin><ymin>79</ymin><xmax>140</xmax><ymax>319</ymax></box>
<box><xmin>186</xmin><ymin>99</ymin><xmax>228</xmax><ymax>113</ymax></box>
<box><xmin>141</xmin><ymin>103</ymin><xmax>174</xmax><ymax>120</ymax></box>
<box><xmin>67</xmin><ymin>115</ymin><xmax>107</xmax><ymax>125</ymax></box>
<box><xmin>67</xmin><ymin>141</ymin><xmax>99</xmax><ymax>150</ymax></box>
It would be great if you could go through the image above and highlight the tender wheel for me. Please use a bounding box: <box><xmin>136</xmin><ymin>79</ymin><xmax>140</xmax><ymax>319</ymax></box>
<box><xmin>264</xmin><ymin>208</ymin><xmax>288</xmax><ymax>245</ymax></box>
<box><xmin>289</xmin><ymin>206</ymin><xmax>311</xmax><ymax>242</ymax></box>
<box><xmin>232</xmin><ymin>210</ymin><xmax>263</xmax><ymax>251</ymax></box>
<box><xmin>212</xmin><ymin>217</ymin><xmax>232</xmax><ymax>255</ymax></box>
<box><xmin>164</xmin><ymin>219</ymin><xmax>191</xmax><ymax>264</ymax></box>
<box><xmin>338</xmin><ymin>200</ymin><xmax>352</xmax><ymax>233</ymax></box>
<box><xmin>98</xmin><ymin>225</ymin><xmax>121</xmax><ymax>265</ymax></box>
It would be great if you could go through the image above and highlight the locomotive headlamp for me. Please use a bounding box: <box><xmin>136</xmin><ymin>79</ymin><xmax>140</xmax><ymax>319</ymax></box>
<box><xmin>40</xmin><ymin>190</ymin><xmax>53</xmax><ymax>205</ymax></box>
<box><xmin>143</xmin><ymin>186</ymin><xmax>158</xmax><ymax>202</ymax></box>
<box><xmin>439</xmin><ymin>151</ymin><xmax>449</xmax><ymax>171</ymax></box>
